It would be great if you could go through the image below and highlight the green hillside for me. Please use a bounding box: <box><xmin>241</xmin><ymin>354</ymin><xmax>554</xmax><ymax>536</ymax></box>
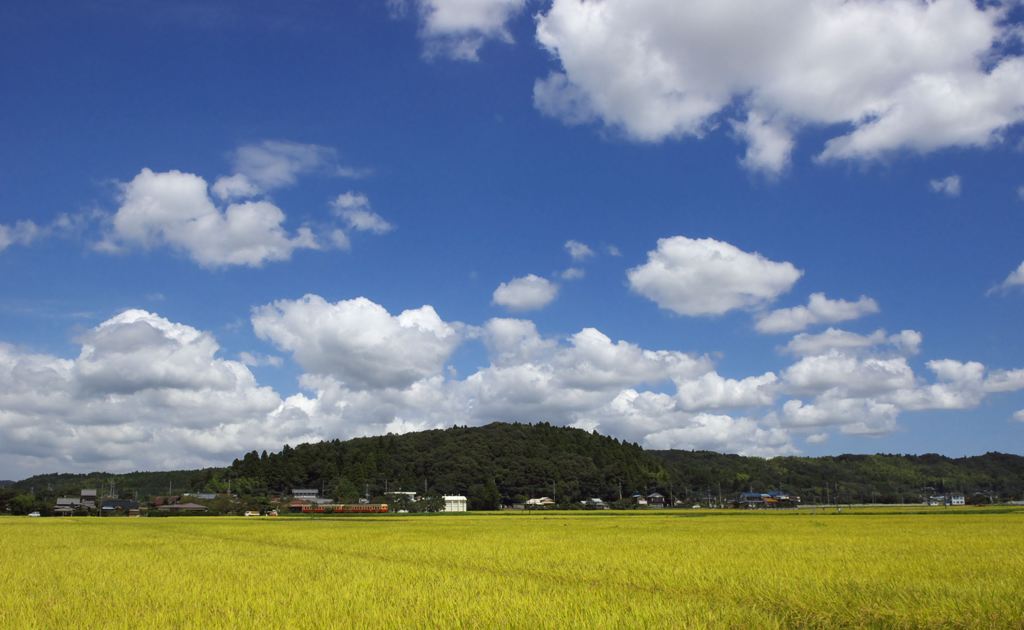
<box><xmin>5</xmin><ymin>423</ymin><xmax>1023</xmax><ymax>513</ymax></box>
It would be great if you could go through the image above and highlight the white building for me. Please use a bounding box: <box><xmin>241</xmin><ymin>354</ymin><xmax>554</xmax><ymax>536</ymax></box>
<box><xmin>292</xmin><ymin>488</ymin><xmax>319</xmax><ymax>500</ymax></box>
<box><xmin>442</xmin><ymin>495</ymin><xmax>468</xmax><ymax>512</ymax></box>
<box><xmin>949</xmin><ymin>494</ymin><xmax>965</xmax><ymax>506</ymax></box>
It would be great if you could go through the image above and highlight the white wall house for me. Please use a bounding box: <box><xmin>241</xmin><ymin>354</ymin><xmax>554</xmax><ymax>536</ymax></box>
<box><xmin>442</xmin><ymin>495</ymin><xmax>468</xmax><ymax>512</ymax></box>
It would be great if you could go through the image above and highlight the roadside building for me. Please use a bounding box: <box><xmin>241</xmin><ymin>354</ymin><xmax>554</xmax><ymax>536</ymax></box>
<box><xmin>582</xmin><ymin>498</ymin><xmax>609</xmax><ymax>510</ymax></box>
<box><xmin>442</xmin><ymin>495</ymin><xmax>468</xmax><ymax>512</ymax></box>
<box><xmin>647</xmin><ymin>492</ymin><xmax>666</xmax><ymax>508</ymax></box>
<box><xmin>525</xmin><ymin>497</ymin><xmax>556</xmax><ymax>509</ymax></box>
<box><xmin>291</xmin><ymin>489</ymin><xmax>319</xmax><ymax>500</ymax></box>
<box><xmin>101</xmin><ymin>500</ymin><xmax>140</xmax><ymax>516</ymax></box>
<box><xmin>156</xmin><ymin>502</ymin><xmax>208</xmax><ymax>513</ymax></box>
<box><xmin>80</xmin><ymin>489</ymin><xmax>97</xmax><ymax>510</ymax></box>
<box><xmin>947</xmin><ymin>494</ymin><xmax>966</xmax><ymax>506</ymax></box>
<box><xmin>54</xmin><ymin>497</ymin><xmax>80</xmax><ymax>516</ymax></box>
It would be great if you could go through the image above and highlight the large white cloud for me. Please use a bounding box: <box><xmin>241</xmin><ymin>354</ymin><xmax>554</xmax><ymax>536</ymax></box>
<box><xmin>492</xmin><ymin>274</ymin><xmax>560</xmax><ymax>311</ymax></box>
<box><xmin>675</xmin><ymin>372</ymin><xmax>778</xmax><ymax>411</ymax></box>
<box><xmin>0</xmin><ymin>311</ymin><xmax>315</xmax><ymax>477</ymax></box>
<box><xmin>252</xmin><ymin>295</ymin><xmax>463</xmax><ymax>390</ymax></box>
<box><xmin>779</xmin><ymin>346</ymin><xmax>1024</xmax><ymax>436</ymax></box>
<box><xmin>534</xmin><ymin>0</ymin><xmax>1024</xmax><ymax>173</ymax></box>
<box><xmin>628</xmin><ymin>236</ymin><xmax>802</xmax><ymax>316</ymax></box>
<box><xmin>756</xmin><ymin>293</ymin><xmax>879</xmax><ymax>334</ymax></box>
<box><xmin>107</xmin><ymin>168</ymin><xmax>319</xmax><ymax>267</ymax></box>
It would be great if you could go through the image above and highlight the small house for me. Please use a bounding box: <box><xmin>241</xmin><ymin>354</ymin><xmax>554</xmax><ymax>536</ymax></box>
<box><xmin>80</xmin><ymin>489</ymin><xmax>97</xmax><ymax>510</ymax></box>
<box><xmin>156</xmin><ymin>502</ymin><xmax>208</xmax><ymax>513</ymax></box>
<box><xmin>647</xmin><ymin>492</ymin><xmax>666</xmax><ymax>507</ymax></box>
<box><xmin>101</xmin><ymin>500</ymin><xmax>140</xmax><ymax>516</ymax></box>
<box><xmin>442</xmin><ymin>495</ymin><xmax>468</xmax><ymax>512</ymax></box>
<box><xmin>525</xmin><ymin>497</ymin><xmax>556</xmax><ymax>508</ymax></box>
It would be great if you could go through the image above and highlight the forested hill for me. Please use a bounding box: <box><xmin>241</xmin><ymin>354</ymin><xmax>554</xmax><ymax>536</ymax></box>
<box><xmin>7</xmin><ymin>423</ymin><xmax>1024</xmax><ymax>508</ymax></box>
<box><xmin>649</xmin><ymin>450</ymin><xmax>1024</xmax><ymax>505</ymax></box>
<box><xmin>228</xmin><ymin>422</ymin><xmax>665</xmax><ymax>509</ymax></box>
<box><xmin>218</xmin><ymin>422</ymin><xmax>1024</xmax><ymax>506</ymax></box>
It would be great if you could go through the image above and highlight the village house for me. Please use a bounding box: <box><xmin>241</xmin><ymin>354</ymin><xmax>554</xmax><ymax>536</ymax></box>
<box><xmin>80</xmin><ymin>489</ymin><xmax>97</xmax><ymax>510</ymax></box>
<box><xmin>54</xmin><ymin>497</ymin><xmax>80</xmax><ymax>516</ymax></box>
<box><xmin>101</xmin><ymin>499</ymin><xmax>140</xmax><ymax>516</ymax></box>
<box><xmin>646</xmin><ymin>492</ymin><xmax>666</xmax><ymax>507</ymax></box>
<box><xmin>525</xmin><ymin>497</ymin><xmax>556</xmax><ymax>508</ymax></box>
<box><xmin>156</xmin><ymin>502</ymin><xmax>208</xmax><ymax>513</ymax></box>
<box><xmin>442</xmin><ymin>495</ymin><xmax>468</xmax><ymax>512</ymax></box>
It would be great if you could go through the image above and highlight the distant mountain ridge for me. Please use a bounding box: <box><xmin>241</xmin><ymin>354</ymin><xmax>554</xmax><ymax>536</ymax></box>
<box><xmin>6</xmin><ymin>423</ymin><xmax>1024</xmax><ymax>509</ymax></box>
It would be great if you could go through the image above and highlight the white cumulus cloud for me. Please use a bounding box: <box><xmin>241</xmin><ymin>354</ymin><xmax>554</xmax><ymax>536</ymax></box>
<box><xmin>0</xmin><ymin>310</ymin><xmax>316</xmax><ymax>477</ymax></box>
<box><xmin>628</xmin><ymin>236</ymin><xmax>802</xmax><ymax>316</ymax></box>
<box><xmin>252</xmin><ymin>294</ymin><xmax>462</xmax><ymax>390</ymax></box>
<box><xmin>565</xmin><ymin>239</ymin><xmax>595</xmax><ymax>261</ymax></box>
<box><xmin>106</xmin><ymin>168</ymin><xmax>319</xmax><ymax>267</ymax></box>
<box><xmin>493</xmin><ymin>274</ymin><xmax>559</xmax><ymax>311</ymax></box>
<box><xmin>534</xmin><ymin>0</ymin><xmax>1024</xmax><ymax>171</ymax></box>
<box><xmin>756</xmin><ymin>293</ymin><xmax>879</xmax><ymax>334</ymax></box>
<box><xmin>405</xmin><ymin>0</ymin><xmax>528</xmax><ymax>61</ymax></box>
<box><xmin>331</xmin><ymin>192</ymin><xmax>394</xmax><ymax>234</ymax></box>
<box><xmin>783</xmin><ymin>328</ymin><xmax>921</xmax><ymax>357</ymax></box>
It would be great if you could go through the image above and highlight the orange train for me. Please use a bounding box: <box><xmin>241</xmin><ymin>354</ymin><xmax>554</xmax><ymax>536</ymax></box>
<box><xmin>300</xmin><ymin>503</ymin><xmax>388</xmax><ymax>514</ymax></box>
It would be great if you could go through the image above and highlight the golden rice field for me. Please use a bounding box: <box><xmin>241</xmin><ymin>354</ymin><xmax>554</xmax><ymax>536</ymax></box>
<box><xmin>1</xmin><ymin>508</ymin><xmax>1022</xmax><ymax>628</ymax></box>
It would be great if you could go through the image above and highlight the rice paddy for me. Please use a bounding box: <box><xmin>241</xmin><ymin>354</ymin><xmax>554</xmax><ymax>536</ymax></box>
<box><xmin>1</xmin><ymin>507</ymin><xmax>1022</xmax><ymax>628</ymax></box>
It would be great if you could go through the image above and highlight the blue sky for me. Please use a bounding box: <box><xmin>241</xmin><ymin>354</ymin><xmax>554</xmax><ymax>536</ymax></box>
<box><xmin>1</xmin><ymin>0</ymin><xmax>1023</xmax><ymax>478</ymax></box>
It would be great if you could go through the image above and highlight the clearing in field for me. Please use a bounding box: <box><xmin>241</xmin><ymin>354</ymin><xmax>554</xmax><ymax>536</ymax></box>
<box><xmin>1</xmin><ymin>508</ymin><xmax>1022</xmax><ymax>628</ymax></box>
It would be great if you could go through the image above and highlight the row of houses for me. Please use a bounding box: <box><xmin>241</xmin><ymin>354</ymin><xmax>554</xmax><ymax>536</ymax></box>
<box><xmin>52</xmin><ymin>489</ymin><xmax>209</xmax><ymax>516</ymax></box>
<box><xmin>288</xmin><ymin>488</ymin><xmax>468</xmax><ymax>513</ymax></box>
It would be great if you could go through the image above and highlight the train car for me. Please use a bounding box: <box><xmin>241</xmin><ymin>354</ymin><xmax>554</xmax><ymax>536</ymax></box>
<box><xmin>300</xmin><ymin>503</ymin><xmax>388</xmax><ymax>514</ymax></box>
